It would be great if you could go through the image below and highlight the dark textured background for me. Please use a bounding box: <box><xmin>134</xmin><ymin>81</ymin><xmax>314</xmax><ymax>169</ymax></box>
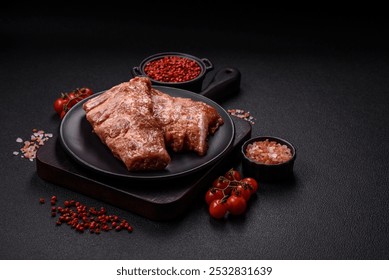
<box><xmin>1</xmin><ymin>8</ymin><xmax>388</xmax><ymax>259</ymax></box>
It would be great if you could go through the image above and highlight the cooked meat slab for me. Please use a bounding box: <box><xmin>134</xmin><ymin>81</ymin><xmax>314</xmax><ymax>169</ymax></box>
<box><xmin>83</xmin><ymin>77</ymin><xmax>171</xmax><ymax>171</ymax></box>
<box><xmin>83</xmin><ymin>77</ymin><xmax>224</xmax><ymax>171</ymax></box>
<box><xmin>151</xmin><ymin>88</ymin><xmax>224</xmax><ymax>156</ymax></box>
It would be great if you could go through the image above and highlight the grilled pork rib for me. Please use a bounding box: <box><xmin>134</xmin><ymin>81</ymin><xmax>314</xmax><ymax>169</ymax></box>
<box><xmin>151</xmin><ymin>88</ymin><xmax>224</xmax><ymax>156</ymax></box>
<box><xmin>83</xmin><ymin>77</ymin><xmax>224</xmax><ymax>171</ymax></box>
<box><xmin>83</xmin><ymin>77</ymin><xmax>171</xmax><ymax>171</ymax></box>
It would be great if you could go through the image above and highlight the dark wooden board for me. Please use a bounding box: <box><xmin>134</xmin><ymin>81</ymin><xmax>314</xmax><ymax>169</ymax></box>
<box><xmin>36</xmin><ymin>116</ymin><xmax>251</xmax><ymax>221</ymax></box>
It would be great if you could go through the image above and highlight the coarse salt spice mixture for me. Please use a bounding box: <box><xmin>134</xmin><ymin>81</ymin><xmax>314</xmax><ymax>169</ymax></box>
<box><xmin>13</xmin><ymin>129</ymin><xmax>53</xmax><ymax>161</ymax></box>
<box><xmin>246</xmin><ymin>139</ymin><xmax>292</xmax><ymax>165</ymax></box>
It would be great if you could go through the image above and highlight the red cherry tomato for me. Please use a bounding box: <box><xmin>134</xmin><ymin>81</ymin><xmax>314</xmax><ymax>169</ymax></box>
<box><xmin>205</xmin><ymin>189</ymin><xmax>224</xmax><ymax>205</ymax></box>
<box><xmin>78</xmin><ymin>87</ymin><xmax>93</xmax><ymax>97</ymax></box>
<box><xmin>59</xmin><ymin>110</ymin><xmax>66</xmax><ymax>119</ymax></box>
<box><xmin>241</xmin><ymin>177</ymin><xmax>259</xmax><ymax>194</ymax></box>
<box><xmin>54</xmin><ymin>87</ymin><xmax>93</xmax><ymax>119</ymax></box>
<box><xmin>53</xmin><ymin>97</ymin><xmax>68</xmax><ymax>115</ymax></box>
<box><xmin>226</xmin><ymin>195</ymin><xmax>246</xmax><ymax>216</ymax></box>
<box><xmin>232</xmin><ymin>185</ymin><xmax>251</xmax><ymax>201</ymax></box>
<box><xmin>209</xmin><ymin>199</ymin><xmax>228</xmax><ymax>219</ymax></box>
<box><xmin>224</xmin><ymin>169</ymin><xmax>241</xmax><ymax>181</ymax></box>
<box><xmin>66</xmin><ymin>92</ymin><xmax>78</xmax><ymax>109</ymax></box>
<box><xmin>212</xmin><ymin>177</ymin><xmax>230</xmax><ymax>189</ymax></box>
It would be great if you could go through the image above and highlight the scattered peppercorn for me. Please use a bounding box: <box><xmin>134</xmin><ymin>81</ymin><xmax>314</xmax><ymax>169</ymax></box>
<box><xmin>39</xmin><ymin>196</ymin><xmax>133</xmax><ymax>234</ymax></box>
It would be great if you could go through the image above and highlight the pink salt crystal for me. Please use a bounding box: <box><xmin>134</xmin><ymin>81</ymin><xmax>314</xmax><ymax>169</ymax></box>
<box><xmin>14</xmin><ymin>129</ymin><xmax>53</xmax><ymax>161</ymax></box>
<box><xmin>246</xmin><ymin>139</ymin><xmax>292</xmax><ymax>165</ymax></box>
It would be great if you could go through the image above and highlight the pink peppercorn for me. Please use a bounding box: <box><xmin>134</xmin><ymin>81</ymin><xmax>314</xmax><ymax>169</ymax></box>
<box><xmin>41</xmin><ymin>196</ymin><xmax>134</xmax><ymax>235</ymax></box>
<box><xmin>144</xmin><ymin>56</ymin><xmax>201</xmax><ymax>83</ymax></box>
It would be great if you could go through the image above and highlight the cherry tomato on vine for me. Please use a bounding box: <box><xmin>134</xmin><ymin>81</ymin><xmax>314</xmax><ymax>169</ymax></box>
<box><xmin>66</xmin><ymin>92</ymin><xmax>78</xmax><ymax>109</ymax></box>
<box><xmin>53</xmin><ymin>97</ymin><xmax>68</xmax><ymax>114</ymax></box>
<box><xmin>205</xmin><ymin>169</ymin><xmax>258</xmax><ymax>219</ymax></box>
<box><xmin>209</xmin><ymin>199</ymin><xmax>228</xmax><ymax>219</ymax></box>
<box><xmin>232</xmin><ymin>185</ymin><xmax>251</xmax><ymax>201</ymax></box>
<box><xmin>53</xmin><ymin>87</ymin><xmax>93</xmax><ymax>118</ymax></box>
<box><xmin>78</xmin><ymin>87</ymin><xmax>93</xmax><ymax>97</ymax></box>
<box><xmin>205</xmin><ymin>189</ymin><xmax>224</xmax><ymax>205</ymax></box>
<box><xmin>224</xmin><ymin>169</ymin><xmax>241</xmax><ymax>181</ymax></box>
<box><xmin>226</xmin><ymin>195</ymin><xmax>246</xmax><ymax>216</ymax></box>
<box><xmin>60</xmin><ymin>110</ymin><xmax>66</xmax><ymax>119</ymax></box>
<box><xmin>212</xmin><ymin>177</ymin><xmax>230</xmax><ymax>189</ymax></box>
<box><xmin>241</xmin><ymin>177</ymin><xmax>258</xmax><ymax>194</ymax></box>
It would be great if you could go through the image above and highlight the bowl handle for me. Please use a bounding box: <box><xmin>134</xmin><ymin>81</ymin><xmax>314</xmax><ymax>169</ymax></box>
<box><xmin>201</xmin><ymin>58</ymin><xmax>214</xmax><ymax>71</ymax></box>
<box><xmin>200</xmin><ymin>67</ymin><xmax>241</xmax><ymax>102</ymax></box>
<box><xmin>131</xmin><ymin>66</ymin><xmax>143</xmax><ymax>77</ymax></box>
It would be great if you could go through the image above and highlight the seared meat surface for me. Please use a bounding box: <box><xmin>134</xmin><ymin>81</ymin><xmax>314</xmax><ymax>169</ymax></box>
<box><xmin>151</xmin><ymin>88</ymin><xmax>224</xmax><ymax>156</ymax></box>
<box><xmin>83</xmin><ymin>77</ymin><xmax>224</xmax><ymax>171</ymax></box>
<box><xmin>83</xmin><ymin>77</ymin><xmax>171</xmax><ymax>171</ymax></box>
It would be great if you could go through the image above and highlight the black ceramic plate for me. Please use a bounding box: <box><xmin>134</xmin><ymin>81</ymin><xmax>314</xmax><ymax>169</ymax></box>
<box><xmin>59</xmin><ymin>86</ymin><xmax>235</xmax><ymax>180</ymax></box>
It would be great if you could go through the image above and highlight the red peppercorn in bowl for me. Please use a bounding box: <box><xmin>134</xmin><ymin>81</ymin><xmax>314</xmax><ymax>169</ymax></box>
<box><xmin>132</xmin><ymin>52</ymin><xmax>213</xmax><ymax>92</ymax></box>
<box><xmin>241</xmin><ymin>136</ymin><xmax>296</xmax><ymax>182</ymax></box>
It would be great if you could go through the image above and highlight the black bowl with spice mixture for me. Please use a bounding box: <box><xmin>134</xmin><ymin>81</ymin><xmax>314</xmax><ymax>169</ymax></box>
<box><xmin>241</xmin><ymin>136</ymin><xmax>296</xmax><ymax>182</ymax></box>
<box><xmin>132</xmin><ymin>52</ymin><xmax>213</xmax><ymax>92</ymax></box>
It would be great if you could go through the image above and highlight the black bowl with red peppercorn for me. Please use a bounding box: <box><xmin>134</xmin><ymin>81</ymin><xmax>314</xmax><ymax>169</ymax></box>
<box><xmin>132</xmin><ymin>52</ymin><xmax>213</xmax><ymax>92</ymax></box>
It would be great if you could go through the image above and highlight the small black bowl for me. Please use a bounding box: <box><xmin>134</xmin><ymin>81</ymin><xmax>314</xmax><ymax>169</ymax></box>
<box><xmin>132</xmin><ymin>52</ymin><xmax>213</xmax><ymax>92</ymax></box>
<box><xmin>241</xmin><ymin>136</ymin><xmax>296</xmax><ymax>183</ymax></box>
